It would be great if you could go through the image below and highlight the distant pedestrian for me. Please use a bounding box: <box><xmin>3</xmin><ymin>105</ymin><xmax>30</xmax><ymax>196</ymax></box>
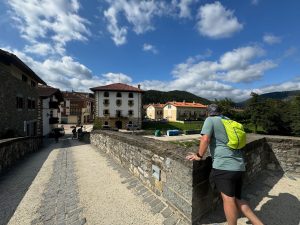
<box><xmin>72</xmin><ymin>127</ymin><xmax>77</xmax><ymax>139</ymax></box>
<box><xmin>77</xmin><ymin>126</ymin><xmax>83</xmax><ymax>139</ymax></box>
<box><xmin>54</xmin><ymin>128</ymin><xmax>60</xmax><ymax>143</ymax></box>
<box><xmin>186</xmin><ymin>104</ymin><xmax>264</xmax><ymax>225</ymax></box>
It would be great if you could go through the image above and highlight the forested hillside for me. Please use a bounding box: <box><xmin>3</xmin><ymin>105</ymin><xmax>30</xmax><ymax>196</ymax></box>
<box><xmin>142</xmin><ymin>90</ymin><xmax>211</xmax><ymax>105</ymax></box>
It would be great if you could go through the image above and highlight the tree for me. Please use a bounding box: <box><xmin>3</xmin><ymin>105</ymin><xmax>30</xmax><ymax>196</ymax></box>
<box><xmin>260</xmin><ymin>99</ymin><xmax>290</xmax><ymax>135</ymax></box>
<box><xmin>246</xmin><ymin>92</ymin><xmax>266</xmax><ymax>133</ymax></box>
<box><xmin>289</xmin><ymin>95</ymin><xmax>300</xmax><ymax>136</ymax></box>
<box><xmin>215</xmin><ymin>98</ymin><xmax>235</xmax><ymax>118</ymax></box>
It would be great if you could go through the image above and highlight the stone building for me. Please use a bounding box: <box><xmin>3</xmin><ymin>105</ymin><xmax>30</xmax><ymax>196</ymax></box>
<box><xmin>90</xmin><ymin>83</ymin><xmax>144</xmax><ymax>129</ymax></box>
<box><xmin>0</xmin><ymin>49</ymin><xmax>47</xmax><ymax>138</ymax></box>
<box><xmin>37</xmin><ymin>85</ymin><xmax>64</xmax><ymax>136</ymax></box>
<box><xmin>60</xmin><ymin>91</ymin><xmax>94</xmax><ymax>124</ymax></box>
<box><xmin>145</xmin><ymin>103</ymin><xmax>165</xmax><ymax>120</ymax></box>
<box><xmin>163</xmin><ymin>101</ymin><xmax>207</xmax><ymax>122</ymax></box>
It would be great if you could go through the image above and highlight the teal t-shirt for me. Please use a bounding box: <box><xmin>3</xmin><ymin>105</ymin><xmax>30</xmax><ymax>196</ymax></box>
<box><xmin>201</xmin><ymin>116</ymin><xmax>245</xmax><ymax>171</ymax></box>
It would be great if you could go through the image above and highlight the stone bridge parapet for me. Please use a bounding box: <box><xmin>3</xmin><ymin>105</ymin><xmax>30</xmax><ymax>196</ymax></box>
<box><xmin>90</xmin><ymin>131</ymin><xmax>300</xmax><ymax>224</ymax></box>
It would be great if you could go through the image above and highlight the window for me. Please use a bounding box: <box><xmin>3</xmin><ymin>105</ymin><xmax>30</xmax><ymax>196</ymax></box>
<box><xmin>32</xmin><ymin>100</ymin><xmax>36</xmax><ymax>109</ymax></box>
<box><xmin>128</xmin><ymin>100</ymin><xmax>134</xmax><ymax>107</ymax></box>
<box><xmin>168</xmin><ymin>105</ymin><xmax>171</xmax><ymax>109</ymax></box>
<box><xmin>104</xmin><ymin>109</ymin><xmax>109</xmax><ymax>115</ymax></box>
<box><xmin>16</xmin><ymin>96</ymin><xmax>23</xmax><ymax>109</ymax></box>
<box><xmin>103</xmin><ymin>99</ymin><xmax>109</xmax><ymax>105</ymax></box>
<box><xmin>116</xmin><ymin>110</ymin><xmax>122</xmax><ymax>117</ymax></box>
<box><xmin>128</xmin><ymin>110</ymin><xmax>133</xmax><ymax>116</ymax></box>
<box><xmin>104</xmin><ymin>121</ymin><xmax>109</xmax><ymax>125</ymax></box>
<box><xmin>31</xmin><ymin>80</ymin><xmax>36</xmax><ymax>87</ymax></box>
<box><xmin>27</xmin><ymin>98</ymin><xmax>32</xmax><ymax>109</ymax></box>
<box><xmin>104</xmin><ymin>91</ymin><xmax>109</xmax><ymax>97</ymax></box>
<box><xmin>128</xmin><ymin>92</ymin><xmax>133</xmax><ymax>98</ymax></box>
<box><xmin>116</xmin><ymin>99</ymin><xmax>122</xmax><ymax>106</ymax></box>
<box><xmin>116</xmin><ymin>92</ymin><xmax>122</xmax><ymax>97</ymax></box>
<box><xmin>22</xmin><ymin>75</ymin><xmax>28</xmax><ymax>82</ymax></box>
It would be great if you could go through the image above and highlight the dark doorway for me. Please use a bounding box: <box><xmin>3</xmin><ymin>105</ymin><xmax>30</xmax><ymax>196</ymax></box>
<box><xmin>115</xmin><ymin>121</ymin><xmax>122</xmax><ymax>129</ymax></box>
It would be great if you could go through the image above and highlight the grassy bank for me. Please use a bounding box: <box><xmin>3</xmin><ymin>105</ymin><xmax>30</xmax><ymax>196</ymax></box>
<box><xmin>142</xmin><ymin>121</ymin><xmax>203</xmax><ymax>131</ymax></box>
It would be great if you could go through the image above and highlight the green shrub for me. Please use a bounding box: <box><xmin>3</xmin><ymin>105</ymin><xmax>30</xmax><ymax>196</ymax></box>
<box><xmin>93</xmin><ymin>118</ymin><xmax>102</xmax><ymax>130</ymax></box>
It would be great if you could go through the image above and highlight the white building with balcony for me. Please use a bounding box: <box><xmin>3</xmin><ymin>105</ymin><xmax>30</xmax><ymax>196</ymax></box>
<box><xmin>37</xmin><ymin>85</ymin><xmax>63</xmax><ymax>136</ymax></box>
<box><xmin>90</xmin><ymin>83</ymin><xmax>143</xmax><ymax>129</ymax></box>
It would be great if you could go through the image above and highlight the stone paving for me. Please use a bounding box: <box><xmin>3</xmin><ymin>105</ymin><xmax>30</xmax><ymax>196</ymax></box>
<box><xmin>2</xmin><ymin>136</ymin><xmax>299</xmax><ymax>225</ymax></box>
<box><xmin>0</xmin><ymin>137</ymin><xmax>187</xmax><ymax>225</ymax></box>
<box><xmin>31</xmin><ymin>140</ymin><xmax>86</xmax><ymax>225</ymax></box>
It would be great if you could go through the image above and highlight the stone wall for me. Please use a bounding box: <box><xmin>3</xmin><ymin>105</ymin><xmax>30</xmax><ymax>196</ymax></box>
<box><xmin>90</xmin><ymin>131</ymin><xmax>300</xmax><ymax>224</ymax></box>
<box><xmin>90</xmin><ymin>131</ymin><xmax>218</xmax><ymax>224</ymax></box>
<box><xmin>0</xmin><ymin>68</ymin><xmax>39</xmax><ymax>137</ymax></box>
<box><xmin>0</xmin><ymin>136</ymin><xmax>43</xmax><ymax>174</ymax></box>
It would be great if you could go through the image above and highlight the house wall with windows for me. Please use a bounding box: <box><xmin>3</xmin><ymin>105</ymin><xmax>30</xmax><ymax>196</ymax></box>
<box><xmin>0</xmin><ymin>59</ymin><xmax>45</xmax><ymax>138</ymax></box>
<box><xmin>163</xmin><ymin>104</ymin><xmax>178</xmax><ymax>121</ymax></box>
<box><xmin>41</xmin><ymin>95</ymin><xmax>60</xmax><ymax>136</ymax></box>
<box><xmin>91</xmin><ymin>83</ymin><xmax>144</xmax><ymax>129</ymax></box>
<box><xmin>163</xmin><ymin>102</ymin><xmax>207</xmax><ymax>122</ymax></box>
<box><xmin>146</xmin><ymin>104</ymin><xmax>164</xmax><ymax>120</ymax></box>
<box><xmin>60</xmin><ymin>92</ymin><xmax>94</xmax><ymax>124</ymax></box>
<box><xmin>94</xmin><ymin>90</ymin><xmax>142</xmax><ymax>129</ymax></box>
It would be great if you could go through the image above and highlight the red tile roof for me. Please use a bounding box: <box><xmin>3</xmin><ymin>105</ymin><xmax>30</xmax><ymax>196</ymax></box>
<box><xmin>38</xmin><ymin>85</ymin><xmax>63</xmax><ymax>101</ymax></box>
<box><xmin>90</xmin><ymin>83</ymin><xmax>144</xmax><ymax>93</ymax></box>
<box><xmin>62</xmin><ymin>91</ymin><xmax>94</xmax><ymax>102</ymax></box>
<box><xmin>146</xmin><ymin>103</ymin><xmax>165</xmax><ymax>109</ymax></box>
<box><xmin>38</xmin><ymin>86</ymin><xmax>59</xmax><ymax>97</ymax></box>
<box><xmin>166</xmin><ymin>101</ymin><xmax>207</xmax><ymax>108</ymax></box>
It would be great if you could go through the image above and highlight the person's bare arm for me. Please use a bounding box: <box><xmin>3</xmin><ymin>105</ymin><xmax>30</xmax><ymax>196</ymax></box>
<box><xmin>186</xmin><ymin>134</ymin><xmax>210</xmax><ymax>161</ymax></box>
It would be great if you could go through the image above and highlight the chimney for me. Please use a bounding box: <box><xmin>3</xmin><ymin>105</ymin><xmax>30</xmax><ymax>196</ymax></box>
<box><xmin>183</xmin><ymin>100</ymin><xmax>185</xmax><ymax>103</ymax></box>
<box><xmin>138</xmin><ymin>84</ymin><xmax>141</xmax><ymax>89</ymax></box>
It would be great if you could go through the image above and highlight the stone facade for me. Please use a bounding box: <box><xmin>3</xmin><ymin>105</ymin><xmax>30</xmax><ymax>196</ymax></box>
<box><xmin>0</xmin><ymin>136</ymin><xmax>43</xmax><ymax>174</ymax></box>
<box><xmin>90</xmin><ymin>131</ymin><xmax>300</xmax><ymax>224</ymax></box>
<box><xmin>90</xmin><ymin>131</ymin><xmax>218</xmax><ymax>224</ymax></box>
<box><xmin>0</xmin><ymin>68</ymin><xmax>39</xmax><ymax>137</ymax></box>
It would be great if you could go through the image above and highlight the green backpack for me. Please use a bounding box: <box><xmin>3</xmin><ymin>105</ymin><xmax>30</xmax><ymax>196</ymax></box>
<box><xmin>220</xmin><ymin>117</ymin><xmax>246</xmax><ymax>150</ymax></box>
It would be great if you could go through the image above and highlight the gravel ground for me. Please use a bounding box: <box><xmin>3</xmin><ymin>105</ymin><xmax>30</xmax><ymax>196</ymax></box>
<box><xmin>6</xmin><ymin>141</ymin><xmax>60</xmax><ymax>225</ymax></box>
<box><xmin>72</xmin><ymin>142</ymin><xmax>166</xmax><ymax>225</ymax></box>
<box><xmin>2</xmin><ymin>136</ymin><xmax>299</xmax><ymax>225</ymax></box>
<box><xmin>200</xmin><ymin>171</ymin><xmax>300</xmax><ymax>225</ymax></box>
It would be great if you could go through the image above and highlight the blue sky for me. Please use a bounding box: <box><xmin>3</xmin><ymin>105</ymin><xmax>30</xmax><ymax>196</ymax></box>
<box><xmin>1</xmin><ymin>0</ymin><xmax>300</xmax><ymax>102</ymax></box>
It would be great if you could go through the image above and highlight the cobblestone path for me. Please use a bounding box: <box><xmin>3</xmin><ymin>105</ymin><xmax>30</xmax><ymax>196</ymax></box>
<box><xmin>31</xmin><ymin>140</ymin><xmax>86</xmax><ymax>225</ymax></box>
<box><xmin>0</xmin><ymin>138</ymin><xmax>179</xmax><ymax>225</ymax></box>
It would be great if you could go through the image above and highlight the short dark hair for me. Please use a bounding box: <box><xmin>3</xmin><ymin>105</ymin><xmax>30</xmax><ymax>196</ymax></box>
<box><xmin>207</xmin><ymin>104</ymin><xmax>221</xmax><ymax>116</ymax></box>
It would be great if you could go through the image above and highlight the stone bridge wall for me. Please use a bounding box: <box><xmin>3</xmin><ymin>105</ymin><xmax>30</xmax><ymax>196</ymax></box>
<box><xmin>90</xmin><ymin>131</ymin><xmax>300</xmax><ymax>224</ymax></box>
<box><xmin>0</xmin><ymin>136</ymin><xmax>43</xmax><ymax>174</ymax></box>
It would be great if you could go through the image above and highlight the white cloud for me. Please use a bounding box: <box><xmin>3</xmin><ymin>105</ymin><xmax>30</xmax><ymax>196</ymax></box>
<box><xmin>8</xmin><ymin>0</ymin><xmax>90</xmax><ymax>55</ymax></box>
<box><xmin>102</xmin><ymin>73</ymin><xmax>133</xmax><ymax>84</ymax></box>
<box><xmin>224</xmin><ymin>60</ymin><xmax>277</xmax><ymax>83</ymax></box>
<box><xmin>143</xmin><ymin>43</ymin><xmax>158</xmax><ymax>54</ymax></box>
<box><xmin>196</xmin><ymin>1</ymin><xmax>243</xmax><ymax>39</ymax></box>
<box><xmin>24</xmin><ymin>43</ymin><xmax>55</xmax><ymax>56</ymax></box>
<box><xmin>171</xmin><ymin>46</ymin><xmax>275</xmax><ymax>84</ymax></box>
<box><xmin>104</xmin><ymin>6</ymin><xmax>128</xmax><ymax>46</ymax></box>
<box><xmin>219</xmin><ymin>46</ymin><xmax>264</xmax><ymax>70</ymax></box>
<box><xmin>103</xmin><ymin>0</ymin><xmax>169</xmax><ymax>45</ymax></box>
<box><xmin>263</xmin><ymin>34</ymin><xmax>281</xmax><ymax>45</ymax></box>
<box><xmin>172</xmin><ymin>0</ymin><xmax>195</xmax><ymax>19</ymax></box>
<box><xmin>260</xmin><ymin>80</ymin><xmax>300</xmax><ymax>94</ymax></box>
<box><xmin>251</xmin><ymin>0</ymin><xmax>259</xmax><ymax>5</ymax></box>
<box><xmin>1</xmin><ymin>47</ymin><xmax>135</xmax><ymax>92</ymax></box>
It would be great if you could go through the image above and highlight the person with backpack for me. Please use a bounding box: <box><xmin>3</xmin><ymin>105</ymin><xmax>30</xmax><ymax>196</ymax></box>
<box><xmin>186</xmin><ymin>104</ymin><xmax>263</xmax><ymax>225</ymax></box>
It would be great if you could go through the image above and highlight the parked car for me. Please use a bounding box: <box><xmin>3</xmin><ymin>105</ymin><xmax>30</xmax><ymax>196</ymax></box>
<box><xmin>49</xmin><ymin>127</ymin><xmax>65</xmax><ymax>137</ymax></box>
